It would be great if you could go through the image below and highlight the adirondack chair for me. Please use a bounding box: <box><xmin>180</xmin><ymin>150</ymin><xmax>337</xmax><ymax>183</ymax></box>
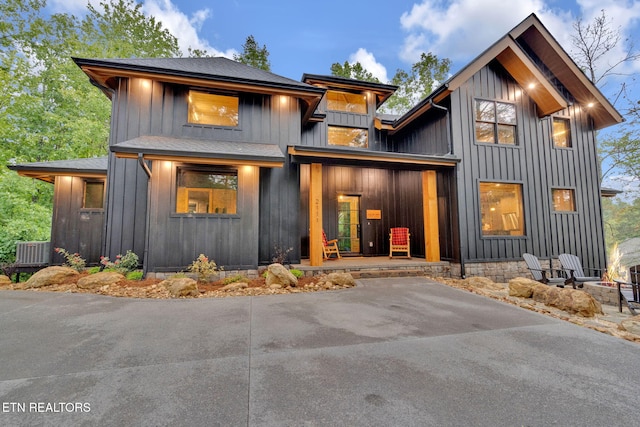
<box><xmin>322</xmin><ymin>230</ymin><xmax>341</xmax><ymax>260</ymax></box>
<box><xmin>613</xmin><ymin>279</ymin><xmax>639</xmax><ymax>315</ymax></box>
<box><xmin>558</xmin><ymin>253</ymin><xmax>602</xmax><ymax>289</ymax></box>
<box><xmin>522</xmin><ymin>253</ymin><xmax>566</xmax><ymax>287</ymax></box>
<box><xmin>389</xmin><ymin>227</ymin><xmax>411</xmax><ymax>259</ymax></box>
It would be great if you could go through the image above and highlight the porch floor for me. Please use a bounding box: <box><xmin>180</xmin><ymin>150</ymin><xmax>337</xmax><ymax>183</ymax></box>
<box><xmin>291</xmin><ymin>256</ymin><xmax>452</xmax><ymax>279</ymax></box>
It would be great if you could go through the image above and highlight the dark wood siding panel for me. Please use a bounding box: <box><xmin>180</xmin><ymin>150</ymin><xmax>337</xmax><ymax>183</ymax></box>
<box><xmin>390</xmin><ymin>110</ymin><xmax>450</xmax><ymax>155</ymax></box>
<box><xmin>146</xmin><ymin>162</ymin><xmax>259</xmax><ymax>271</ymax></box>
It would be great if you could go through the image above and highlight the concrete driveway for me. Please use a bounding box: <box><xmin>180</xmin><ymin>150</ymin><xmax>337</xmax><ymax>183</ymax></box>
<box><xmin>1</xmin><ymin>277</ymin><xmax>638</xmax><ymax>426</ymax></box>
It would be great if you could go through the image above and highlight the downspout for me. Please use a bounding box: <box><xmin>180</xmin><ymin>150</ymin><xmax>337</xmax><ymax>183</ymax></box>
<box><xmin>138</xmin><ymin>153</ymin><xmax>152</xmax><ymax>277</ymax></box>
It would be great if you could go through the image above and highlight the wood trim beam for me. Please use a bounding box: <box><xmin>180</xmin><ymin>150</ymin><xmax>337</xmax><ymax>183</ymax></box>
<box><xmin>309</xmin><ymin>163</ymin><xmax>323</xmax><ymax>266</ymax></box>
<box><xmin>287</xmin><ymin>147</ymin><xmax>458</xmax><ymax>167</ymax></box>
<box><xmin>423</xmin><ymin>170</ymin><xmax>440</xmax><ymax>262</ymax></box>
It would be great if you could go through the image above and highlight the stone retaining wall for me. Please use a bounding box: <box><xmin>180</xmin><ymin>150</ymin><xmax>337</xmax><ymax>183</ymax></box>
<box><xmin>582</xmin><ymin>281</ymin><xmax>620</xmax><ymax>306</ymax></box>
<box><xmin>452</xmin><ymin>260</ymin><xmax>535</xmax><ymax>283</ymax></box>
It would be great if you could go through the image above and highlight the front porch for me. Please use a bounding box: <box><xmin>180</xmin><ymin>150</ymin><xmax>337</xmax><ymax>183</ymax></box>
<box><xmin>292</xmin><ymin>256</ymin><xmax>451</xmax><ymax>279</ymax></box>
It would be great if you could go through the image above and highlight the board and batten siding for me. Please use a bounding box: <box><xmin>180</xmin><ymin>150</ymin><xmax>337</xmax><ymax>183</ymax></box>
<box><xmin>451</xmin><ymin>61</ymin><xmax>606</xmax><ymax>270</ymax></box>
<box><xmin>51</xmin><ymin>176</ymin><xmax>105</xmax><ymax>265</ymax></box>
<box><xmin>106</xmin><ymin>77</ymin><xmax>303</xmax><ymax>270</ymax></box>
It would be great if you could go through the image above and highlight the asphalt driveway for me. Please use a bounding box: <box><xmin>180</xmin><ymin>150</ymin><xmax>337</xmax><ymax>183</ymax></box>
<box><xmin>1</xmin><ymin>277</ymin><xmax>638</xmax><ymax>426</ymax></box>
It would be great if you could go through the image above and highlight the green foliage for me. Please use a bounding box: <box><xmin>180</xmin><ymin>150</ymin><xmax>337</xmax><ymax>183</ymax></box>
<box><xmin>87</xmin><ymin>266</ymin><xmax>101</xmax><ymax>274</ymax></box>
<box><xmin>54</xmin><ymin>247</ymin><xmax>86</xmax><ymax>271</ymax></box>
<box><xmin>221</xmin><ymin>274</ymin><xmax>247</xmax><ymax>285</ymax></box>
<box><xmin>330</xmin><ymin>52</ymin><xmax>451</xmax><ymax>115</ymax></box>
<box><xmin>126</xmin><ymin>270</ymin><xmax>144</xmax><ymax>281</ymax></box>
<box><xmin>602</xmin><ymin>197</ymin><xmax>640</xmax><ymax>251</ymax></box>
<box><xmin>187</xmin><ymin>254</ymin><xmax>218</xmax><ymax>282</ymax></box>
<box><xmin>330</xmin><ymin>61</ymin><xmax>381</xmax><ymax>83</ymax></box>
<box><xmin>233</xmin><ymin>35</ymin><xmax>270</xmax><ymax>70</ymax></box>
<box><xmin>290</xmin><ymin>269</ymin><xmax>304</xmax><ymax>279</ymax></box>
<box><xmin>100</xmin><ymin>250</ymin><xmax>139</xmax><ymax>274</ymax></box>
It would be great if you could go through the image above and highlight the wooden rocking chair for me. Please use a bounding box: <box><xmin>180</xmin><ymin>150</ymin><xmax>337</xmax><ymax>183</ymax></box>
<box><xmin>322</xmin><ymin>230</ymin><xmax>341</xmax><ymax>260</ymax></box>
<box><xmin>389</xmin><ymin>227</ymin><xmax>411</xmax><ymax>259</ymax></box>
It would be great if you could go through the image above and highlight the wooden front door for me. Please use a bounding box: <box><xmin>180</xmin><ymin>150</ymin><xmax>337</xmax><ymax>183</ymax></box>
<box><xmin>337</xmin><ymin>195</ymin><xmax>361</xmax><ymax>255</ymax></box>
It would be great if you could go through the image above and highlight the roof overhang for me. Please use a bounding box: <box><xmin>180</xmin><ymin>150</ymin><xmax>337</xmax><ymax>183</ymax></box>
<box><xmin>73</xmin><ymin>58</ymin><xmax>326</xmax><ymax>124</ymax></box>
<box><xmin>7</xmin><ymin>157</ymin><xmax>108</xmax><ymax>183</ymax></box>
<box><xmin>288</xmin><ymin>145</ymin><xmax>459</xmax><ymax>169</ymax></box>
<box><xmin>302</xmin><ymin>74</ymin><xmax>398</xmax><ymax>108</ymax></box>
<box><xmin>113</xmin><ymin>135</ymin><xmax>285</xmax><ymax>168</ymax></box>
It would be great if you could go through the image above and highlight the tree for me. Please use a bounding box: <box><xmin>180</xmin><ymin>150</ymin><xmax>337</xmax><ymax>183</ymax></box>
<box><xmin>330</xmin><ymin>61</ymin><xmax>381</xmax><ymax>83</ymax></box>
<box><xmin>330</xmin><ymin>52</ymin><xmax>451</xmax><ymax>115</ymax></box>
<box><xmin>233</xmin><ymin>35</ymin><xmax>270</xmax><ymax>71</ymax></box>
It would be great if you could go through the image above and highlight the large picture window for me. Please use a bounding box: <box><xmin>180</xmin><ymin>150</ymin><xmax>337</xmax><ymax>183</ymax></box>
<box><xmin>83</xmin><ymin>181</ymin><xmax>104</xmax><ymax>209</ymax></box>
<box><xmin>475</xmin><ymin>100</ymin><xmax>517</xmax><ymax>145</ymax></box>
<box><xmin>176</xmin><ymin>168</ymin><xmax>238</xmax><ymax>214</ymax></box>
<box><xmin>328</xmin><ymin>126</ymin><xmax>368</xmax><ymax>148</ymax></box>
<box><xmin>187</xmin><ymin>90</ymin><xmax>239</xmax><ymax>127</ymax></box>
<box><xmin>327</xmin><ymin>90</ymin><xmax>367</xmax><ymax>114</ymax></box>
<box><xmin>552</xmin><ymin>117</ymin><xmax>571</xmax><ymax>148</ymax></box>
<box><xmin>479</xmin><ymin>182</ymin><xmax>525</xmax><ymax>236</ymax></box>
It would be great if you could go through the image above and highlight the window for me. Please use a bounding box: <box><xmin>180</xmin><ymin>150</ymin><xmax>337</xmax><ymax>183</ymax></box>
<box><xmin>327</xmin><ymin>90</ymin><xmax>367</xmax><ymax>114</ymax></box>
<box><xmin>83</xmin><ymin>181</ymin><xmax>104</xmax><ymax>209</ymax></box>
<box><xmin>552</xmin><ymin>189</ymin><xmax>576</xmax><ymax>212</ymax></box>
<box><xmin>328</xmin><ymin>126</ymin><xmax>368</xmax><ymax>148</ymax></box>
<box><xmin>475</xmin><ymin>100</ymin><xmax>517</xmax><ymax>145</ymax></box>
<box><xmin>479</xmin><ymin>182</ymin><xmax>525</xmax><ymax>236</ymax></box>
<box><xmin>187</xmin><ymin>90</ymin><xmax>239</xmax><ymax>127</ymax></box>
<box><xmin>552</xmin><ymin>117</ymin><xmax>571</xmax><ymax>148</ymax></box>
<box><xmin>176</xmin><ymin>168</ymin><xmax>238</xmax><ymax>214</ymax></box>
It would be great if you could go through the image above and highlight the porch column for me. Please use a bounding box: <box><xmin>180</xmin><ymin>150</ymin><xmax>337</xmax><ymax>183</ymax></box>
<box><xmin>422</xmin><ymin>170</ymin><xmax>440</xmax><ymax>262</ymax></box>
<box><xmin>309</xmin><ymin>163</ymin><xmax>323</xmax><ymax>266</ymax></box>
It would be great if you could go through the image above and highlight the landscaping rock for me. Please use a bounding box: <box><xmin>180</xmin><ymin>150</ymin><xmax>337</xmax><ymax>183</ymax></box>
<box><xmin>160</xmin><ymin>277</ymin><xmax>199</xmax><ymax>297</ymax></box>
<box><xmin>25</xmin><ymin>266</ymin><xmax>79</xmax><ymax>288</ymax></box>
<box><xmin>77</xmin><ymin>271</ymin><xmax>125</xmax><ymax>289</ymax></box>
<box><xmin>265</xmin><ymin>263</ymin><xmax>298</xmax><ymax>288</ymax></box>
<box><xmin>465</xmin><ymin>276</ymin><xmax>503</xmax><ymax>290</ymax></box>
<box><xmin>537</xmin><ymin>286</ymin><xmax>603</xmax><ymax>317</ymax></box>
<box><xmin>221</xmin><ymin>282</ymin><xmax>248</xmax><ymax>291</ymax></box>
<box><xmin>0</xmin><ymin>275</ymin><xmax>11</xmax><ymax>285</ymax></box>
<box><xmin>509</xmin><ymin>277</ymin><xmax>540</xmax><ymax>298</ymax></box>
<box><xmin>620</xmin><ymin>315</ymin><xmax>640</xmax><ymax>336</ymax></box>
<box><xmin>325</xmin><ymin>272</ymin><xmax>356</xmax><ymax>288</ymax></box>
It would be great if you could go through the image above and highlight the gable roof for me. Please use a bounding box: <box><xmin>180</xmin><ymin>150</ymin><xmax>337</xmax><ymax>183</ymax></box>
<box><xmin>392</xmin><ymin>13</ymin><xmax>623</xmax><ymax>134</ymax></box>
<box><xmin>7</xmin><ymin>157</ymin><xmax>108</xmax><ymax>183</ymax></box>
<box><xmin>73</xmin><ymin>56</ymin><xmax>326</xmax><ymax>123</ymax></box>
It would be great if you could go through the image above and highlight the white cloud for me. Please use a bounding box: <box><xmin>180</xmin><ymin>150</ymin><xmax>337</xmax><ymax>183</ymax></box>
<box><xmin>349</xmin><ymin>48</ymin><xmax>389</xmax><ymax>82</ymax></box>
<box><xmin>141</xmin><ymin>0</ymin><xmax>236</xmax><ymax>57</ymax></box>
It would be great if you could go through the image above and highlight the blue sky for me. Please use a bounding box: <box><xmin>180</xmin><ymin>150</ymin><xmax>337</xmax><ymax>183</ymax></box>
<box><xmin>48</xmin><ymin>0</ymin><xmax>640</xmax><ymax>94</ymax></box>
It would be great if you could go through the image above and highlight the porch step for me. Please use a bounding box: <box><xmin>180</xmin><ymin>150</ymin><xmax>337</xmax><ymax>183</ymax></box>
<box><xmin>349</xmin><ymin>269</ymin><xmax>427</xmax><ymax>279</ymax></box>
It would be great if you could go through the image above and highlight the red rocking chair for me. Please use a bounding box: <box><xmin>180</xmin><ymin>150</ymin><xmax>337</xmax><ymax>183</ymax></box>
<box><xmin>389</xmin><ymin>227</ymin><xmax>411</xmax><ymax>259</ymax></box>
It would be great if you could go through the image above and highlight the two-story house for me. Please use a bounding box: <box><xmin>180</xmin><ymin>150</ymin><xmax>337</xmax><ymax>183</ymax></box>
<box><xmin>9</xmin><ymin>14</ymin><xmax>622</xmax><ymax>280</ymax></box>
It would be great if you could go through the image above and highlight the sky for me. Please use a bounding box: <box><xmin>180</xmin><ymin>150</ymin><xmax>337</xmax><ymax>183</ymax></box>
<box><xmin>46</xmin><ymin>0</ymin><xmax>640</xmax><ymax>192</ymax></box>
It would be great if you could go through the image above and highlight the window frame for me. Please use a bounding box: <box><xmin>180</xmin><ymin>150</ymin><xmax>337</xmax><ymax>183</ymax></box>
<box><xmin>551</xmin><ymin>116</ymin><xmax>572</xmax><ymax>149</ymax></box>
<box><xmin>551</xmin><ymin>188</ymin><xmax>577</xmax><ymax>213</ymax></box>
<box><xmin>478</xmin><ymin>180</ymin><xmax>527</xmax><ymax>238</ymax></box>
<box><xmin>173</xmin><ymin>165</ymin><xmax>240</xmax><ymax>217</ymax></box>
<box><xmin>326</xmin><ymin>90</ymin><xmax>368</xmax><ymax>114</ymax></box>
<box><xmin>327</xmin><ymin>125</ymin><xmax>369</xmax><ymax>149</ymax></box>
<box><xmin>474</xmin><ymin>99</ymin><xmax>518</xmax><ymax>146</ymax></box>
<box><xmin>81</xmin><ymin>180</ymin><xmax>105</xmax><ymax>210</ymax></box>
<box><xmin>186</xmin><ymin>90</ymin><xmax>240</xmax><ymax>128</ymax></box>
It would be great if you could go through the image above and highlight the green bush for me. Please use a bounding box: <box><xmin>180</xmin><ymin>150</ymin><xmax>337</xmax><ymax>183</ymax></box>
<box><xmin>290</xmin><ymin>269</ymin><xmax>304</xmax><ymax>278</ymax></box>
<box><xmin>87</xmin><ymin>266</ymin><xmax>101</xmax><ymax>274</ymax></box>
<box><xmin>126</xmin><ymin>270</ymin><xmax>144</xmax><ymax>281</ymax></box>
<box><xmin>54</xmin><ymin>247</ymin><xmax>86</xmax><ymax>271</ymax></box>
<box><xmin>187</xmin><ymin>254</ymin><xmax>218</xmax><ymax>282</ymax></box>
<box><xmin>221</xmin><ymin>274</ymin><xmax>247</xmax><ymax>285</ymax></box>
<box><xmin>100</xmin><ymin>250</ymin><xmax>139</xmax><ymax>274</ymax></box>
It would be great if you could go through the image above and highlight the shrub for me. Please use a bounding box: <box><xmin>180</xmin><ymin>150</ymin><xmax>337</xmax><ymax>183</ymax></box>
<box><xmin>87</xmin><ymin>266</ymin><xmax>101</xmax><ymax>274</ymax></box>
<box><xmin>221</xmin><ymin>274</ymin><xmax>246</xmax><ymax>285</ymax></box>
<box><xmin>290</xmin><ymin>269</ymin><xmax>304</xmax><ymax>278</ymax></box>
<box><xmin>100</xmin><ymin>250</ymin><xmax>139</xmax><ymax>274</ymax></box>
<box><xmin>187</xmin><ymin>254</ymin><xmax>218</xmax><ymax>282</ymax></box>
<box><xmin>54</xmin><ymin>247</ymin><xmax>86</xmax><ymax>271</ymax></box>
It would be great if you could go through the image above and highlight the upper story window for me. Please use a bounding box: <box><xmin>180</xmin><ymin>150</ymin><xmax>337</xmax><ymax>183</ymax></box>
<box><xmin>552</xmin><ymin>188</ymin><xmax>576</xmax><ymax>212</ymax></box>
<box><xmin>176</xmin><ymin>168</ymin><xmax>238</xmax><ymax>215</ymax></box>
<box><xmin>188</xmin><ymin>90</ymin><xmax>239</xmax><ymax>127</ymax></box>
<box><xmin>327</xmin><ymin>90</ymin><xmax>367</xmax><ymax>114</ymax></box>
<box><xmin>479</xmin><ymin>182</ymin><xmax>525</xmax><ymax>236</ymax></box>
<box><xmin>83</xmin><ymin>181</ymin><xmax>104</xmax><ymax>209</ymax></box>
<box><xmin>475</xmin><ymin>100</ymin><xmax>517</xmax><ymax>145</ymax></box>
<box><xmin>552</xmin><ymin>117</ymin><xmax>571</xmax><ymax>148</ymax></box>
<box><xmin>328</xmin><ymin>126</ymin><xmax>368</xmax><ymax>148</ymax></box>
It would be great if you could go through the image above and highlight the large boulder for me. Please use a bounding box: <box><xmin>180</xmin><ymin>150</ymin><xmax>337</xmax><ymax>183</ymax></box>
<box><xmin>25</xmin><ymin>266</ymin><xmax>79</xmax><ymax>288</ymax></box>
<box><xmin>325</xmin><ymin>272</ymin><xmax>356</xmax><ymax>288</ymax></box>
<box><xmin>161</xmin><ymin>277</ymin><xmax>199</xmax><ymax>297</ymax></box>
<box><xmin>77</xmin><ymin>271</ymin><xmax>125</xmax><ymax>290</ymax></box>
<box><xmin>465</xmin><ymin>276</ymin><xmax>502</xmax><ymax>290</ymax></box>
<box><xmin>620</xmin><ymin>315</ymin><xmax>640</xmax><ymax>336</ymax></box>
<box><xmin>537</xmin><ymin>287</ymin><xmax>603</xmax><ymax>317</ymax></box>
<box><xmin>0</xmin><ymin>275</ymin><xmax>11</xmax><ymax>286</ymax></box>
<box><xmin>265</xmin><ymin>263</ymin><xmax>298</xmax><ymax>288</ymax></box>
<box><xmin>509</xmin><ymin>277</ymin><xmax>541</xmax><ymax>298</ymax></box>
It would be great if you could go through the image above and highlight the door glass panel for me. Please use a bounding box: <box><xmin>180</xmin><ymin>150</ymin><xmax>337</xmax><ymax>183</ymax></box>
<box><xmin>337</xmin><ymin>195</ymin><xmax>361</xmax><ymax>254</ymax></box>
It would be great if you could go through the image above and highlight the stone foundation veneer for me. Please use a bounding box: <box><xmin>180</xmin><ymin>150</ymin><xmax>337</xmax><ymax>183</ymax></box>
<box><xmin>451</xmin><ymin>260</ymin><xmax>545</xmax><ymax>283</ymax></box>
